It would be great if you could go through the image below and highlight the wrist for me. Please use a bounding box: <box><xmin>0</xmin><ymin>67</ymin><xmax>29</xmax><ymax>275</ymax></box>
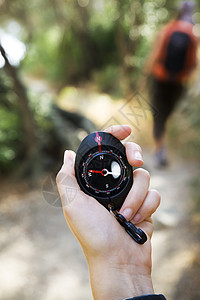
<box><xmin>87</xmin><ymin>256</ymin><xmax>154</xmax><ymax>300</ymax></box>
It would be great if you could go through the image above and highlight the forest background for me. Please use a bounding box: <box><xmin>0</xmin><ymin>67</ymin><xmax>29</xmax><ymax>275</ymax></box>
<box><xmin>0</xmin><ymin>0</ymin><xmax>200</xmax><ymax>299</ymax></box>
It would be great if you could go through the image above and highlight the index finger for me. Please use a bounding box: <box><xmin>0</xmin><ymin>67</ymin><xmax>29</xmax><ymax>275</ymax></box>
<box><xmin>105</xmin><ymin>125</ymin><xmax>143</xmax><ymax>167</ymax></box>
<box><xmin>104</xmin><ymin>125</ymin><xmax>132</xmax><ymax>140</ymax></box>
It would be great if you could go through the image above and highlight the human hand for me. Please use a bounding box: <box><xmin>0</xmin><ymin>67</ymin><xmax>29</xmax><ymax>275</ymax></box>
<box><xmin>56</xmin><ymin>125</ymin><xmax>161</xmax><ymax>300</ymax></box>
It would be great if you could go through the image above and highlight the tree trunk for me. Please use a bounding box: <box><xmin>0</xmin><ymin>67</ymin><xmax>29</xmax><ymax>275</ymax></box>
<box><xmin>0</xmin><ymin>44</ymin><xmax>38</xmax><ymax>158</ymax></box>
<box><xmin>115</xmin><ymin>1</ymin><xmax>133</xmax><ymax>96</ymax></box>
<box><xmin>0</xmin><ymin>44</ymin><xmax>43</xmax><ymax>183</ymax></box>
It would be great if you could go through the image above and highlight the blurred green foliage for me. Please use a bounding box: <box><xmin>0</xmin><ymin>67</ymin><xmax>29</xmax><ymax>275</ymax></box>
<box><xmin>10</xmin><ymin>0</ymin><xmax>176</xmax><ymax>85</ymax></box>
<box><xmin>0</xmin><ymin>74</ymin><xmax>23</xmax><ymax>173</ymax></box>
<box><xmin>92</xmin><ymin>65</ymin><xmax>121</xmax><ymax>96</ymax></box>
<box><xmin>0</xmin><ymin>0</ymin><xmax>200</xmax><ymax>177</ymax></box>
<box><xmin>168</xmin><ymin>89</ymin><xmax>200</xmax><ymax>211</ymax></box>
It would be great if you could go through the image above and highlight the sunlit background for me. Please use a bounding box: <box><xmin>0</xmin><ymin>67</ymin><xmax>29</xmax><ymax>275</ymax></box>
<box><xmin>0</xmin><ymin>0</ymin><xmax>200</xmax><ymax>299</ymax></box>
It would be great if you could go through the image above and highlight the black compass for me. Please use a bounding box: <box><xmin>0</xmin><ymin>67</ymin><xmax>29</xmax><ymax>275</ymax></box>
<box><xmin>75</xmin><ymin>131</ymin><xmax>147</xmax><ymax>245</ymax></box>
<box><xmin>75</xmin><ymin>131</ymin><xmax>133</xmax><ymax>211</ymax></box>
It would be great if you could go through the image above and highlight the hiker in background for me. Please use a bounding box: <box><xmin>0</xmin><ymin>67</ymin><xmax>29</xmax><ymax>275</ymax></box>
<box><xmin>145</xmin><ymin>1</ymin><xmax>198</xmax><ymax>168</ymax></box>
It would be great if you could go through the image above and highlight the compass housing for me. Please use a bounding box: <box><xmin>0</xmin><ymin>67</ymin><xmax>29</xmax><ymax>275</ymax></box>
<box><xmin>75</xmin><ymin>132</ymin><xmax>133</xmax><ymax>210</ymax></box>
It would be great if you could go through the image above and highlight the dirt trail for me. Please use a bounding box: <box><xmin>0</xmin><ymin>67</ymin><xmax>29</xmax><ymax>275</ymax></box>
<box><xmin>143</xmin><ymin>149</ymin><xmax>199</xmax><ymax>299</ymax></box>
<box><xmin>1</xmin><ymin>82</ymin><xmax>199</xmax><ymax>299</ymax></box>
<box><xmin>0</xmin><ymin>149</ymin><xmax>198</xmax><ymax>300</ymax></box>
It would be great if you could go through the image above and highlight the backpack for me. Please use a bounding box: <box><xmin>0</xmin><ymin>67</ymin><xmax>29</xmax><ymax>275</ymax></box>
<box><xmin>164</xmin><ymin>31</ymin><xmax>191</xmax><ymax>80</ymax></box>
<box><xmin>152</xmin><ymin>21</ymin><xmax>197</xmax><ymax>83</ymax></box>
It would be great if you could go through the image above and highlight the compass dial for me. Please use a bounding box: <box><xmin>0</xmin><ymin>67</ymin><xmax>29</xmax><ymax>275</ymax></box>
<box><xmin>75</xmin><ymin>132</ymin><xmax>133</xmax><ymax>210</ymax></box>
<box><xmin>83</xmin><ymin>151</ymin><xmax>126</xmax><ymax>192</ymax></box>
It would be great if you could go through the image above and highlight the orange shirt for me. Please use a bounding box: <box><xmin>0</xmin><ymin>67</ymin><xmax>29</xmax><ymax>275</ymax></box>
<box><xmin>151</xmin><ymin>20</ymin><xmax>198</xmax><ymax>83</ymax></box>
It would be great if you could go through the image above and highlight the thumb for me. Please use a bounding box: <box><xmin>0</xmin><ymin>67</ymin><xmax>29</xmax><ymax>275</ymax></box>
<box><xmin>56</xmin><ymin>150</ymin><xmax>80</xmax><ymax>207</ymax></box>
<box><xmin>57</xmin><ymin>150</ymin><xmax>113</xmax><ymax>252</ymax></box>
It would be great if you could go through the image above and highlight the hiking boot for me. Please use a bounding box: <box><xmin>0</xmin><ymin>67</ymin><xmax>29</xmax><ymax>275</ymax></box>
<box><xmin>154</xmin><ymin>147</ymin><xmax>168</xmax><ymax>168</ymax></box>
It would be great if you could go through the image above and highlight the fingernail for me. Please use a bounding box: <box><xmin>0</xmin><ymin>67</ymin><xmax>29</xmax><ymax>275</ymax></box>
<box><xmin>134</xmin><ymin>151</ymin><xmax>143</xmax><ymax>162</ymax></box>
<box><xmin>121</xmin><ymin>208</ymin><xmax>133</xmax><ymax>221</ymax></box>
<box><xmin>132</xmin><ymin>213</ymin><xmax>141</xmax><ymax>224</ymax></box>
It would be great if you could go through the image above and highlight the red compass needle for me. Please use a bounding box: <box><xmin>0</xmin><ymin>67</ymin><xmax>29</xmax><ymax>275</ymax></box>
<box><xmin>88</xmin><ymin>168</ymin><xmax>121</xmax><ymax>177</ymax></box>
<box><xmin>89</xmin><ymin>169</ymin><xmax>104</xmax><ymax>176</ymax></box>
